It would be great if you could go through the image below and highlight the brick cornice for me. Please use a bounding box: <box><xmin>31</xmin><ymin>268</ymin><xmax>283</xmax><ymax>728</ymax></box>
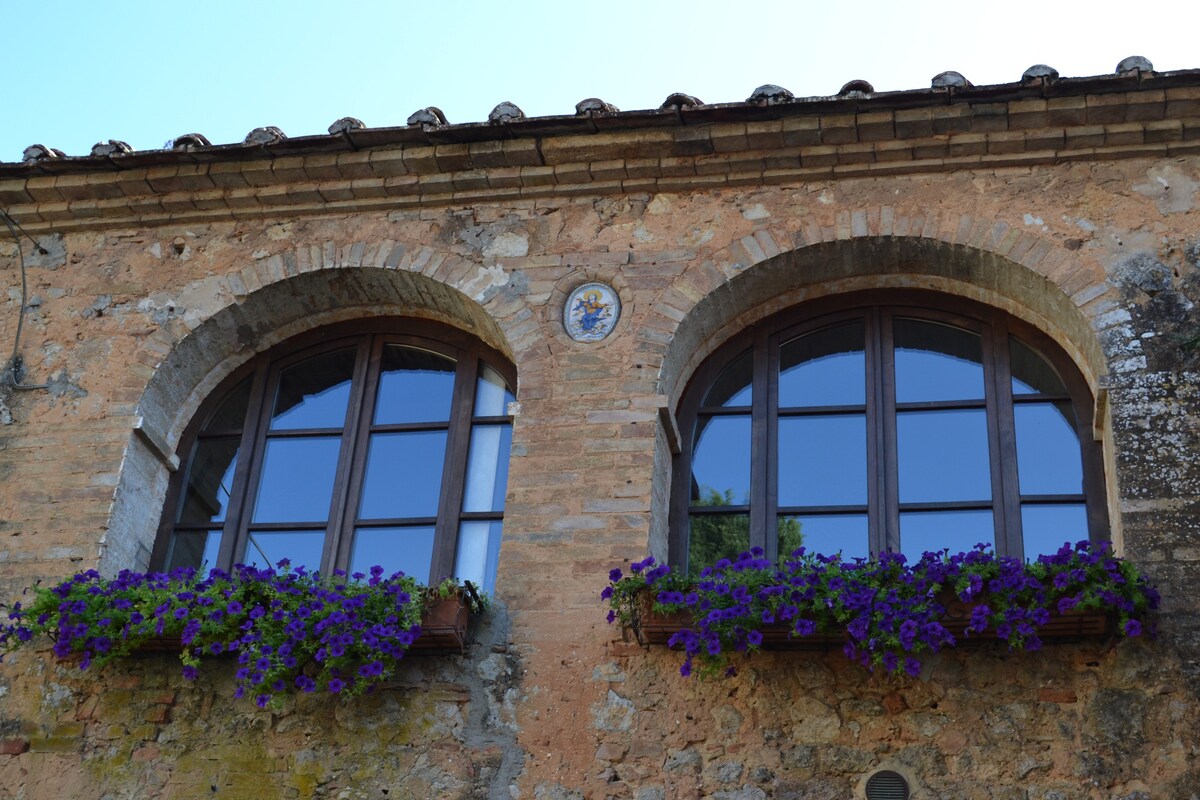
<box><xmin>2</xmin><ymin>75</ymin><xmax>1198</xmax><ymax>233</ymax></box>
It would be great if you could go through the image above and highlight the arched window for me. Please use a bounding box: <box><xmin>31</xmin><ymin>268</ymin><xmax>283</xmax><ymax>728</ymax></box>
<box><xmin>152</xmin><ymin>319</ymin><xmax>515</xmax><ymax>593</ymax></box>
<box><xmin>671</xmin><ymin>291</ymin><xmax>1107</xmax><ymax>574</ymax></box>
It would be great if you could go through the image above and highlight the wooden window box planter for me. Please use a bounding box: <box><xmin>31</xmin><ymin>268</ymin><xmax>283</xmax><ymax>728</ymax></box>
<box><xmin>131</xmin><ymin>594</ymin><xmax>474</xmax><ymax>656</ymax></box>
<box><xmin>632</xmin><ymin>592</ymin><xmax>1114</xmax><ymax>651</ymax></box>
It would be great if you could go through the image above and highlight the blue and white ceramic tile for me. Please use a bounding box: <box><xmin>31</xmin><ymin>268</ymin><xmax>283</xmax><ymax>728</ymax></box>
<box><xmin>564</xmin><ymin>282</ymin><xmax>620</xmax><ymax>342</ymax></box>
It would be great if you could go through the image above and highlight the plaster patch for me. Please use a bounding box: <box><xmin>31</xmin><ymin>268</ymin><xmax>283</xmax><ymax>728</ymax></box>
<box><xmin>462</xmin><ymin>264</ymin><xmax>512</xmax><ymax>302</ymax></box>
<box><xmin>483</xmin><ymin>232</ymin><xmax>529</xmax><ymax>259</ymax></box>
<box><xmin>1133</xmin><ymin>165</ymin><xmax>1197</xmax><ymax>214</ymax></box>
<box><xmin>647</xmin><ymin>194</ymin><xmax>675</xmax><ymax>215</ymax></box>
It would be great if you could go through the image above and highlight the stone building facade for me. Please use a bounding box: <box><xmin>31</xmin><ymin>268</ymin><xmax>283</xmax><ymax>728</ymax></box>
<box><xmin>0</xmin><ymin>60</ymin><xmax>1198</xmax><ymax>799</ymax></box>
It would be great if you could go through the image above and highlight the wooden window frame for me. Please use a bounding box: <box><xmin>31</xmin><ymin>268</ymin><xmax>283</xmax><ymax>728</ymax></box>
<box><xmin>670</xmin><ymin>290</ymin><xmax>1108</xmax><ymax>568</ymax></box>
<box><xmin>151</xmin><ymin>318</ymin><xmax>516</xmax><ymax>581</ymax></box>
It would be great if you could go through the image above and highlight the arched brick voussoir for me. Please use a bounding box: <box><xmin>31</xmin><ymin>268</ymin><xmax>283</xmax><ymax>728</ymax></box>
<box><xmin>103</xmin><ymin>251</ymin><xmax>541</xmax><ymax>575</ymax></box>
<box><xmin>653</xmin><ymin>227</ymin><xmax>1113</xmax><ymax>407</ymax></box>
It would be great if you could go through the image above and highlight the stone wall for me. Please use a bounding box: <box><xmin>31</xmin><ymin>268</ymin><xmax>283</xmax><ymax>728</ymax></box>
<box><xmin>1</xmin><ymin>75</ymin><xmax>1199</xmax><ymax>798</ymax></box>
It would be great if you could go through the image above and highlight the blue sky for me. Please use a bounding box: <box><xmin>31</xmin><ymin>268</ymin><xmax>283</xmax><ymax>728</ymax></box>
<box><xmin>3</xmin><ymin>1</ymin><xmax>1196</xmax><ymax>162</ymax></box>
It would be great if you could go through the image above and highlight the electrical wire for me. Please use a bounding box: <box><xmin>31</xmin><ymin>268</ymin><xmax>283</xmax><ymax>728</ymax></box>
<box><xmin>1</xmin><ymin>207</ymin><xmax>49</xmax><ymax>390</ymax></box>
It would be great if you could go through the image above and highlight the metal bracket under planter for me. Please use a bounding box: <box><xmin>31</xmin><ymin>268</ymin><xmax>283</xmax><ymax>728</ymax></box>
<box><xmin>633</xmin><ymin>591</ymin><xmax>1115</xmax><ymax>651</ymax></box>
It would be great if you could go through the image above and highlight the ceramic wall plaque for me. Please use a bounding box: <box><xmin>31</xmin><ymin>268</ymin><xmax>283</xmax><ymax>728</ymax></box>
<box><xmin>564</xmin><ymin>282</ymin><xmax>620</xmax><ymax>342</ymax></box>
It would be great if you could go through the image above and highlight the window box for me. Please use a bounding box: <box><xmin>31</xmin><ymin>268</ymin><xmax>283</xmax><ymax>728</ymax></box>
<box><xmin>632</xmin><ymin>588</ymin><xmax>1114</xmax><ymax>651</ymax></box>
<box><xmin>604</xmin><ymin>547</ymin><xmax>1152</xmax><ymax>678</ymax></box>
<box><xmin>129</xmin><ymin>593</ymin><xmax>476</xmax><ymax>656</ymax></box>
<box><xmin>409</xmin><ymin>592</ymin><xmax>473</xmax><ymax>652</ymax></box>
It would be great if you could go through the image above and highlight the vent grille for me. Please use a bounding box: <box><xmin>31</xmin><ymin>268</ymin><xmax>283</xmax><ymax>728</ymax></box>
<box><xmin>865</xmin><ymin>770</ymin><xmax>910</xmax><ymax>800</ymax></box>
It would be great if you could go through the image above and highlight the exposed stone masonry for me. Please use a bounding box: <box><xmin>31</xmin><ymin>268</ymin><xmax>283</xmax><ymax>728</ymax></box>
<box><xmin>0</xmin><ymin>62</ymin><xmax>1198</xmax><ymax>799</ymax></box>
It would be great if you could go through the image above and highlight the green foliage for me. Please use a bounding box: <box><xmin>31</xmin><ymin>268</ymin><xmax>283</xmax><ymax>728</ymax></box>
<box><xmin>687</xmin><ymin>488</ymin><xmax>801</xmax><ymax>576</ymax></box>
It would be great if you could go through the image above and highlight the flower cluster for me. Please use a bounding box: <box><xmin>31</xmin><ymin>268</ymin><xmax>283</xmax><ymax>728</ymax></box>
<box><xmin>0</xmin><ymin>562</ymin><xmax>481</xmax><ymax>707</ymax></box>
<box><xmin>603</xmin><ymin>542</ymin><xmax>1159</xmax><ymax>678</ymax></box>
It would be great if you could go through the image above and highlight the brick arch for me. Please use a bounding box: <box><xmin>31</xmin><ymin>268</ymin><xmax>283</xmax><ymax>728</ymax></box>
<box><xmin>100</xmin><ymin>253</ymin><xmax>539</xmax><ymax>573</ymax></box>
<box><xmin>653</xmin><ymin>218</ymin><xmax>1120</xmax><ymax>406</ymax></box>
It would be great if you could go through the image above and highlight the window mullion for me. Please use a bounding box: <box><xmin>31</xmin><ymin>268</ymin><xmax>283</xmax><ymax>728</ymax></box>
<box><xmin>875</xmin><ymin>308</ymin><xmax>899</xmax><ymax>554</ymax></box>
<box><xmin>214</xmin><ymin>359</ymin><xmax>270</xmax><ymax>571</ymax></box>
<box><xmin>752</xmin><ymin>326</ymin><xmax>772</xmax><ymax>559</ymax></box>
<box><xmin>987</xmin><ymin>314</ymin><xmax>1023</xmax><ymax>557</ymax></box>
<box><xmin>330</xmin><ymin>336</ymin><xmax>385</xmax><ymax>572</ymax></box>
<box><xmin>430</xmin><ymin>347</ymin><xmax>478</xmax><ymax>582</ymax></box>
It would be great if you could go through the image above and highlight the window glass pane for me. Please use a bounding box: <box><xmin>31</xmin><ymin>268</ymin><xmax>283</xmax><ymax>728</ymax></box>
<box><xmin>1010</xmin><ymin>337</ymin><xmax>1067</xmax><ymax>395</ymax></box>
<box><xmin>778</xmin><ymin>515</ymin><xmax>868</xmax><ymax>561</ymax></box>
<box><xmin>900</xmin><ymin>510</ymin><xmax>995</xmax><ymax>561</ymax></box>
<box><xmin>271</xmin><ymin>348</ymin><xmax>357</xmax><ymax>430</ymax></box>
<box><xmin>894</xmin><ymin>319</ymin><xmax>984</xmax><ymax>403</ymax></box>
<box><xmin>243</xmin><ymin>530</ymin><xmax>326</xmax><ymax>572</ymax></box>
<box><xmin>897</xmin><ymin>409</ymin><xmax>991</xmax><ymax>503</ymax></box>
<box><xmin>779</xmin><ymin>321</ymin><xmax>865</xmax><ymax>407</ymax></box>
<box><xmin>778</xmin><ymin>415</ymin><xmax>867</xmax><ymax>507</ymax></box>
<box><xmin>358</xmin><ymin>431</ymin><xmax>447</xmax><ymax>519</ymax></box>
<box><xmin>1015</xmin><ymin>402</ymin><xmax>1083</xmax><ymax>495</ymax></box>
<box><xmin>691</xmin><ymin>415</ymin><xmax>751</xmax><ymax>506</ymax></box>
<box><xmin>177</xmin><ymin>439</ymin><xmax>238</xmax><ymax>525</ymax></box>
<box><xmin>252</xmin><ymin>437</ymin><xmax>342</xmax><ymax>523</ymax></box>
<box><xmin>374</xmin><ymin>346</ymin><xmax>457</xmax><ymax>425</ymax></box>
<box><xmin>349</xmin><ymin>526</ymin><xmax>434</xmax><ymax>584</ymax></box>
<box><xmin>455</xmin><ymin>520</ymin><xmax>503</xmax><ymax>595</ymax></box>
<box><xmin>204</xmin><ymin>378</ymin><xmax>251</xmax><ymax>432</ymax></box>
<box><xmin>165</xmin><ymin>530</ymin><xmax>222</xmax><ymax>573</ymax></box>
<box><xmin>703</xmin><ymin>350</ymin><xmax>752</xmax><ymax>407</ymax></box>
<box><xmin>688</xmin><ymin>514</ymin><xmax>750</xmax><ymax>576</ymax></box>
<box><xmin>475</xmin><ymin>363</ymin><xmax>515</xmax><ymax>417</ymax></box>
<box><xmin>1021</xmin><ymin>504</ymin><xmax>1088</xmax><ymax>559</ymax></box>
<box><xmin>462</xmin><ymin>424</ymin><xmax>512</xmax><ymax>513</ymax></box>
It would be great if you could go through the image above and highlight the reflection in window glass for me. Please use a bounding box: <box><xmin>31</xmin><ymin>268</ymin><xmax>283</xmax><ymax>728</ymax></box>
<box><xmin>897</xmin><ymin>410</ymin><xmax>991</xmax><ymax>503</ymax></box>
<box><xmin>475</xmin><ymin>364</ymin><xmax>515</xmax><ymax>417</ymax></box>
<box><xmin>204</xmin><ymin>378</ymin><xmax>252</xmax><ymax>432</ymax></box>
<box><xmin>1015</xmin><ymin>403</ymin><xmax>1083</xmax><ymax>495</ymax></box>
<box><xmin>691</xmin><ymin>416</ymin><xmax>751</xmax><ymax>505</ymax></box>
<box><xmin>704</xmin><ymin>351</ymin><xmax>752</xmax><ymax>407</ymax></box>
<box><xmin>779</xmin><ymin>322</ymin><xmax>865</xmax><ymax>407</ymax></box>
<box><xmin>253</xmin><ymin>437</ymin><xmax>342</xmax><ymax>523</ymax></box>
<box><xmin>350</xmin><ymin>526</ymin><xmax>436</xmax><ymax>583</ymax></box>
<box><xmin>894</xmin><ymin>319</ymin><xmax>984</xmax><ymax>403</ymax></box>
<box><xmin>166</xmin><ymin>530</ymin><xmax>222</xmax><ymax>572</ymax></box>
<box><xmin>1021</xmin><ymin>504</ymin><xmax>1088</xmax><ymax>559</ymax></box>
<box><xmin>271</xmin><ymin>349</ymin><xmax>357</xmax><ymax>430</ymax></box>
<box><xmin>688</xmin><ymin>514</ymin><xmax>750</xmax><ymax>576</ymax></box>
<box><xmin>178</xmin><ymin>441</ymin><xmax>238</xmax><ymax>525</ymax></box>
<box><xmin>359</xmin><ymin>432</ymin><xmax>447</xmax><ymax>519</ymax></box>
<box><xmin>778</xmin><ymin>415</ymin><xmax>866</xmax><ymax>507</ymax></box>
<box><xmin>462</xmin><ymin>425</ymin><xmax>512</xmax><ymax>513</ymax></box>
<box><xmin>455</xmin><ymin>520</ymin><xmax>504</xmax><ymax>594</ymax></box>
<box><xmin>1010</xmin><ymin>337</ymin><xmax>1067</xmax><ymax>395</ymax></box>
<box><xmin>899</xmin><ymin>510</ymin><xmax>994</xmax><ymax>562</ymax></box>
<box><xmin>244</xmin><ymin>530</ymin><xmax>326</xmax><ymax>572</ymax></box>
<box><xmin>374</xmin><ymin>347</ymin><xmax>456</xmax><ymax>424</ymax></box>
<box><xmin>778</xmin><ymin>515</ymin><xmax>869</xmax><ymax>561</ymax></box>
